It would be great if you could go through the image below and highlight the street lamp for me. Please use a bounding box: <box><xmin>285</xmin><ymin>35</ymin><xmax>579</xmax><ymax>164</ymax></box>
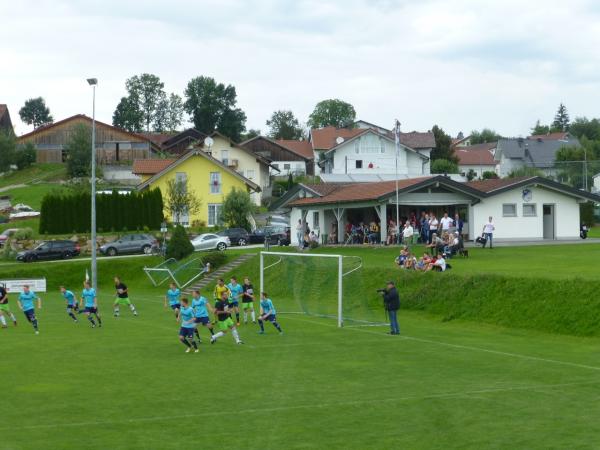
<box><xmin>87</xmin><ymin>78</ymin><xmax>98</xmax><ymax>291</ymax></box>
<box><xmin>394</xmin><ymin>120</ymin><xmax>401</xmax><ymax>244</ymax></box>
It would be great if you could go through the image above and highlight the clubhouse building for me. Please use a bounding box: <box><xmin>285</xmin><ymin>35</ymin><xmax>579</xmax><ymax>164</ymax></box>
<box><xmin>276</xmin><ymin>176</ymin><xmax>600</xmax><ymax>244</ymax></box>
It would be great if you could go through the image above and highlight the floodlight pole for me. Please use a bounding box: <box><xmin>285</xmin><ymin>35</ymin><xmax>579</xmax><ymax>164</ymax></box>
<box><xmin>394</xmin><ymin>120</ymin><xmax>401</xmax><ymax>244</ymax></box>
<box><xmin>87</xmin><ymin>78</ymin><xmax>98</xmax><ymax>291</ymax></box>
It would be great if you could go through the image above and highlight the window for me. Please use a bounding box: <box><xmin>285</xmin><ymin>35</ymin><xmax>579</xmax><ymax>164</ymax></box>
<box><xmin>221</xmin><ymin>150</ymin><xmax>229</xmax><ymax>166</ymax></box>
<box><xmin>208</xmin><ymin>204</ymin><xmax>222</xmax><ymax>226</ymax></box>
<box><xmin>272</xmin><ymin>163</ymin><xmax>279</xmax><ymax>169</ymax></box>
<box><xmin>502</xmin><ymin>203</ymin><xmax>517</xmax><ymax>217</ymax></box>
<box><xmin>523</xmin><ymin>204</ymin><xmax>537</xmax><ymax>217</ymax></box>
<box><xmin>313</xmin><ymin>211</ymin><xmax>320</xmax><ymax>228</ymax></box>
<box><xmin>175</xmin><ymin>172</ymin><xmax>187</xmax><ymax>193</ymax></box>
<box><xmin>210</xmin><ymin>172</ymin><xmax>221</xmax><ymax>194</ymax></box>
<box><xmin>354</xmin><ymin>141</ymin><xmax>360</xmax><ymax>154</ymax></box>
<box><xmin>284</xmin><ymin>163</ymin><xmax>291</xmax><ymax>170</ymax></box>
<box><xmin>246</xmin><ymin>169</ymin><xmax>255</xmax><ymax>179</ymax></box>
<box><xmin>355</xmin><ymin>160</ymin><xmax>363</xmax><ymax>169</ymax></box>
<box><xmin>380</xmin><ymin>138</ymin><xmax>385</xmax><ymax>153</ymax></box>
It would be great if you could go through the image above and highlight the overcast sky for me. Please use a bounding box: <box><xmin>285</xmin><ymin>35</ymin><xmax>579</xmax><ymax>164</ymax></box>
<box><xmin>2</xmin><ymin>0</ymin><xmax>600</xmax><ymax>138</ymax></box>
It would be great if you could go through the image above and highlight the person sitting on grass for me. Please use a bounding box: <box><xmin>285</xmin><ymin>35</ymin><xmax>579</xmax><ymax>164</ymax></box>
<box><xmin>404</xmin><ymin>253</ymin><xmax>416</xmax><ymax>270</ymax></box>
<box><xmin>426</xmin><ymin>254</ymin><xmax>447</xmax><ymax>272</ymax></box>
<box><xmin>395</xmin><ymin>246</ymin><xmax>409</xmax><ymax>267</ymax></box>
<box><xmin>444</xmin><ymin>232</ymin><xmax>461</xmax><ymax>257</ymax></box>
<box><xmin>415</xmin><ymin>256</ymin><xmax>426</xmax><ymax>271</ymax></box>
<box><xmin>426</xmin><ymin>233</ymin><xmax>443</xmax><ymax>256</ymax></box>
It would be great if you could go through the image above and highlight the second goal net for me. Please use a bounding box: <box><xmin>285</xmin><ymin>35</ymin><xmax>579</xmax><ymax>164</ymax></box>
<box><xmin>260</xmin><ymin>251</ymin><xmax>386</xmax><ymax>327</ymax></box>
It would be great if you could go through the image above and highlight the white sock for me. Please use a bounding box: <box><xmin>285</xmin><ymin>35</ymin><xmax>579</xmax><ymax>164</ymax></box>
<box><xmin>9</xmin><ymin>313</ymin><xmax>16</xmax><ymax>322</ymax></box>
<box><xmin>130</xmin><ymin>304</ymin><xmax>137</xmax><ymax>313</ymax></box>
<box><xmin>114</xmin><ymin>307</ymin><xmax>120</xmax><ymax>314</ymax></box>
<box><xmin>213</xmin><ymin>331</ymin><xmax>225</xmax><ymax>340</ymax></box>
<box><xmin>251</xmin><ymin>311</ymin><xmax>256</xmax><ymax>321</ymax></box>
<box><xmin>0</xmin><ymin>315</ymin><xmax>6</xmax><ymax>326</ymax></box>
<box><xmin>232</xmin><ymin>328</ymin><xmax>240</xmax><ymax>343</ymax></box>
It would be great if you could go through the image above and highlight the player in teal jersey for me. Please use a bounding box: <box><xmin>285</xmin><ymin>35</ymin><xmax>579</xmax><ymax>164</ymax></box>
<box><xmin>164</xmin><ymin>283</ymin><xmax>181</xmax><ymax>320</ymax></box>
<box><xmin>178</xmin><ymin>297</ymin><xmax>199</xmax><ymax>353</ymax></box>
<box><xmin>191</xmin><ymin>289</ymin><xmax>215</xmax><ymax>342</ymax></box>
<box><xmin>17</xmin><ymin>285</ymin><xmax>42</xmax><ymax>334</ymax></box>
<box><xmin>227</xmin><ymin>277</ymin><xmax>244</xmax><ymax>325</ymax></box>
<box><xmin>80</xmin><ymin>281</ymin><xmax>102</xmax><ymax>328</ymax></box>
<box><xmin>60</xmin><ymin>286</ymin><xmax>79</xmax><ymax>323</ymax></box>
<box><xmin>258</xmin><ymin>292</ymin><xmax>282</xmax><ymax>334</ymax></box>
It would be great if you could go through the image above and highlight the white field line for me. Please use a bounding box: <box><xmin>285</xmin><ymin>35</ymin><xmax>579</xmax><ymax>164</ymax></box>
<box><xmin>4</xmin><ymin>378</ymin><xmax>600</xmax><ymax>431</ymax></box>
<box><xmin>285</xmin><ymin>316</ymin><xmax>600</xmax><ymax>373</ymax></box>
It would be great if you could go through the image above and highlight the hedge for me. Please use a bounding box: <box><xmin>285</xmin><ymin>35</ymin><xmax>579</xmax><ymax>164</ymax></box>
<box><xmin>39</xmin><ymin>188</ymin><xmax>164</xmax><ymax>234</ymax></box>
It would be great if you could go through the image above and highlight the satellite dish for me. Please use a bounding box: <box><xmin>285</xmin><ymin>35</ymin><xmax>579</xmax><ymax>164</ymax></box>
<box><xmin>204</xmin><ymin>136</ymin><xmax>214</xmax><ymax>148</ymax></box>
<box><xmin>335</xmin><ymin>136</ymin><xmax>344</xmax><ymax>145</ymax></box>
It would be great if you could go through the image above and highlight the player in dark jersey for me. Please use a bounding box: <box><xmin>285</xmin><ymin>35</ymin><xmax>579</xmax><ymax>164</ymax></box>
<box><xmin>0</xmin><ymin>284</ymin><xmax>17</xmax><ymax>328</ymax></box>
<box><xmin>241</xmin><ymin>277</ymin><xmax>256</xmax><ymax>324</ymax></box>
<box><xmin>113</xmin><ymin>276</ymin><xmax>138</xmax><ymax>317</ymax></box>
<box><xmin>210</xmin><ymin>291</ymin><xmax>243</xmax><ymax>345</ymax></box>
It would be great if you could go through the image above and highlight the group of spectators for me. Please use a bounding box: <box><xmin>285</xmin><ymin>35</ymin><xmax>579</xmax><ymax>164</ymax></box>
<box><xmin>395</xmin><ymin>246</ymin><xmax>448</xmax><ymax>272</ymax></box>
<box><xmin>344</xmin><ymin>221</ymin><xmax>381</xmax><ymax>244</ymax></box>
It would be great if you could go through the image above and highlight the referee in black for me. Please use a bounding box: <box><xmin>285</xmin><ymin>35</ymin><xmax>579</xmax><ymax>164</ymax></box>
<box><xmin>382</xmin><ymin>281</ymin><xmax>400</xmax><ymax>335</ymax></box>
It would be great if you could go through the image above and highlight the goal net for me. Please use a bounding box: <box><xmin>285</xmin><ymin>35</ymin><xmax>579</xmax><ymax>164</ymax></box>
<box><xmin>260</xmin><ymin>251</ymin><xmax>386</xmax><ymax>327</ymax></box>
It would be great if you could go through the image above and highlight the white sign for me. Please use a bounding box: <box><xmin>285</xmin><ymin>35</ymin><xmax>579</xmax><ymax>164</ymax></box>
<box><xmin>0</xmin><ymin>279</ymin><xmax>47</xmax><ymax>293</ymax></box>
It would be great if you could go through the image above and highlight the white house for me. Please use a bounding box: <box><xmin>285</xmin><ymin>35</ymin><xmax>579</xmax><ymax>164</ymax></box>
<box><xmin>592</xmin><ymin>173</ymin><xmax>600</xmax><ymax>193</ymax></box>
<box><xmin>239</xmin><ymin>136</ymin><xmax>314</xmax><ymax>176</ymax></box>
<box><xmin>455</xmin><ymin>142</ymin><xmax>498</xmax><ymax>178</ymax></box>
<box><xmin>279</xmin><ymin>176</ymin><xmax>599</xmax><ymax>244</ymax></box>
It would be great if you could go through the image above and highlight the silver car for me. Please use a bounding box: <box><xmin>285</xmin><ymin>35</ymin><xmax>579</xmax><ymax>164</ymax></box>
<box><xmin>191</xmin><ymin>233</ymin><xmax>229</xmax><ymax>252</ymax></box>
<box><xmin>99</xmin><ymin>233</ymin><xmax>158</xmax><ymax>256</ymax></box>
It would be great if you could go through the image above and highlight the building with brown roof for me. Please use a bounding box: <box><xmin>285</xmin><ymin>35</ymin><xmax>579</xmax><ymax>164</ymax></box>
<box><xmin>279</xmin><ymin>175</ymin><xmax>599</xmax><ymax>244</ymax></box>
<box><xmin>239</xmin><ymin>136</ymin><xmax>314</xmax><ymax>176</ymax></box>
<box><xmin>0</xmin><ymin>104</ymin><xmax>14</xmax><ymax>135</ymax></box>
<box><xmin>455</xmin><ymin>142</ymin><xmax>498</xmax><ymax>178</ymax></box>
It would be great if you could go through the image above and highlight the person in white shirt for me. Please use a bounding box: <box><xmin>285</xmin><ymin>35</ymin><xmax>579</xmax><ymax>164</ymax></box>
<box><xmin>482</xmin><ymin>216</ymin><xmax>495</xmax><ymax>249</ymax></box>
<box><xmin>402</xmin><ymin>221</ymin><xmax>414</xmax><ymax>245</ymax></box>
<box><xmin>439</xmin><ymin>213</ymin><xmax>453</xmax><ymax>233</ymax></box>
<box><xmin>428</xmin><ymin>214</ymin><xmax>438</xmax><ymax>243</ymax></box>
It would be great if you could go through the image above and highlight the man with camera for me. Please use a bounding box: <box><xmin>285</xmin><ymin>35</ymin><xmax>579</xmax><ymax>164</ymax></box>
<box><xmin>379</xmin><ymin>281</ymin><xmax>400</xmax><ymax>335</ymax></box>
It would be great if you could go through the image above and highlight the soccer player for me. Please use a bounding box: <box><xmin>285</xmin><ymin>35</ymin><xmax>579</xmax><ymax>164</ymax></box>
<box><xmin>60</xmin><ymin>286</ymin><xmax>79</xmax><ymax>323</ymax></box>
<box><xmin>80</xmin><ymin>281</ymin><xmax>102</xmax><ymax>328</ymax></box>
<box><xmin>0</xmin><ymin>284</ymin><xmax>17</xmax><ymax>328</ymax></box>
<box><xmin>164</xmin><ymin>282</ymin><xmax>181</xmax><ymax>320</ymax></box>
<box><xmin>178</xmin><ymin>297</ymin><xmax>199</xmax><ymax>353</ymax></box>
<box><xmin>113</xmin><ymin>276</ymin><xmax>138</xmax><ymax>317</ymax></box>
<box><xmin>17</xmin><ymin>285</ymin><xmax>41</xmax><ymax>334</ymax></box>
<box><xmin>258</xmin><ymin>292</ymin><xmax>282</xmax><ymax>335</ymax></box>
<box><xmin>227</xmin><ymin>276</ymin><xmax>243</xmax><ymax>325</ymax></box>
<box><xmin>241</xmin><ymin>277</ymin><xmax>256</xmax><ymax>324</ymax></box>
<box><xmin>210</xmin><ymin>291</ymin><xmax>243</xmax><ymax>345</ymax></box>
<box><xmin>191</xmin><ymin>289</ymin><xmax>215</xmax><ymax>342</ymax></box>
<box><xmin>213</xmin><ymin>278</ymin><xmax>230</xmax><ymax>302</ymax></box>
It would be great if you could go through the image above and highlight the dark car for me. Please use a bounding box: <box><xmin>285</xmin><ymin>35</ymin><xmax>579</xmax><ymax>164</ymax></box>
<box><xmin>99</xmin><ymin>233</ymin><xmax>158</xmax><ymax>256</ymax></box>
<box><xmin>17</xmin><ymin>240</ymin><xmax>81</xmax><ymax>262</ymax></box>
<box><xmin>217</xmin><ymin>228</ymin><xmax>250</xmax><ymax>246</ymax></box>
<box><xmin>249</xmin><ymin>226</ymin><xmax>290</xmax><ymax>246</ymax></box>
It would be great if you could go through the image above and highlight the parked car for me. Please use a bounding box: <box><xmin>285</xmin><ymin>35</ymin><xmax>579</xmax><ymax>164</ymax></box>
<box><xmin>249</xmin><ymin>225</ymin><xmax>290</xmax><ymax>246</ymax></box>
<box><xmin>17</xmin><ymin>240</ymin><xmax>81</xmax><ymax>262</ymax></box>
<box><xmin>191</xmin><ymin>233</ymin><xmax>230</xmax><ymax>251</ymax></box>
<box><xmin>217</xmin><ymin>228</ymin><xmax>250</xmax><ymax>246</ymax></box>
<box><xmin>0</xmin><ymin>228</ymin><xmax>18</xmax><ymax>247</ymax></box>
<box><xmin>99</xmin><ymin>233</ymin><xmax>158</xmax><ymax>257</ymax></box>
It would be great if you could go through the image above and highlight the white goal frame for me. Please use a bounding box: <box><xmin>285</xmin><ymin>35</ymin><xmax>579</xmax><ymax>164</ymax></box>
<box><xmin>260</xmin><ymin>251</ymin><xmax>362</xmax><ymax>328</ymax></box>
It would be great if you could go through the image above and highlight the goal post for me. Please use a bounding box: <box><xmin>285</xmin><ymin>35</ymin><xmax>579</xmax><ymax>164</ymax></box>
<box><xmin>260</xmin><ymin>251</ymin><xmax>362</xmax><ymax>327</ymax></box>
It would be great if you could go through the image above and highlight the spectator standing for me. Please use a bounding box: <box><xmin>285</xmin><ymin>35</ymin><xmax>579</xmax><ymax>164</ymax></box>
<box><xmin>402</xmin><ymin>221</ymin><xmax>414</xmax><ymax>245</ymax></box>
<box><xmin>454</xmin><ymin>213</ymin><xmax>464</xmax><ymax>237</ymax></box>
<box><xmin>440</xmin><ymin>212</ymin><xmax>453</xmax><ymax>234</ymax></box>
<box><xmin>428</xmin><ymin>214</ymin><xmax>438</xmax><ymax>243</ymax></box>
<box><xmin>421</xmin><ymin>213</ymin><xmax>429</xmax><ymax>243</ymax></box>
<box><xmin>296</xmin><ymin>220</ymin><xmax>304</xmax><ymax>248</ymax></box>
<box><xmin>482</xmin><ymin>216</ymin><xmax>495</xmax><ymax>249</ymax></box>
<box><xmin>381</xmin><ymin>281</ymin><xmax>400</xmax><ymax>335</ymax></box>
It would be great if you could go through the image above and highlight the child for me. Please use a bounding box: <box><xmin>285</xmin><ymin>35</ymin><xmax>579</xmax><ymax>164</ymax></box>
<box><xmin>258</xmin><ymin>292</ymin><xmax>282</xmax><ymax>335</ymax></box>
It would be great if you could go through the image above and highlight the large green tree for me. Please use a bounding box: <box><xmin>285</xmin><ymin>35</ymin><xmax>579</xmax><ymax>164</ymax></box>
<box><xmin>530</xmin><ymin>120</ymin><xmax>550</xmax><ymax>136</ymax></box>
<box><xmin>220</xmin><ymin>188</ymin><xmax>255</xmax><ymax>230</ymax></box>
<box><xmin>112</xmin><ymin>94</ymin><xmax>144</xmax><ymax>132</ymax></box>
<box><xmin>165</xmin><ymin>178</ymin><xmax>202</xmax><ymax>225</ymax></box>
<box><xmin>125</xmin><ymin>73</ymin><xmax>166</xmax><ymax>132</ymax></box>
<box><xmin>241</xmin><ymin>129</ymin><xmax>261</xmax><ymax>142</ymax></box>
<box><xmin>65</xmin><ymin>124</ymin><xmax>92</xmax><ymax>177</ymax></box>
<box><xmin>430</xmin><ymin>125</ymin><xmax>457</xmax><ymax>163</ymax></box>
<box><xmin>19</xmin><ymin>97</ymin><xmax>53</xmax><ymax>129</ymax></box>
<box><xmin>307</xmin><ymin>99</ymin><xmax>356</xmax><ymax>129</ymax></box>
<box><xmin>266</xmin><ymin>110</ymin><xmax>304</xmax><ymax>140</ymax></box>
<box><xmin>430</xmin><ymin>158</ymin><xmax>459</xmax><ymax>174</ymax></box>
<box><xmin>0</xmin><ymin>131</ymin><xmax>16</xmax><ymax>172</ymax></box>
<box><xmin>154</xmin><ymin>93</ymin><xmax>184</xmax><ymax>133</ymax></box>
<box><xmin>569</xmin><ymin>117</ymin><xmax>600</xmax><ymax>140</ymax></box>
<box><xmin>183</xmin><ymin>76</ymin><xmax>247</xmax><ymax>141</ymax></box>
<box><xmin>551</xmin><ymin>103</ymin><xmax>570</xmax><ymax>132</ymax></box>
<box><xmin>470</xmin><ymin>128</ymin><xmax>502</xmax><ymax>144</ymax></box>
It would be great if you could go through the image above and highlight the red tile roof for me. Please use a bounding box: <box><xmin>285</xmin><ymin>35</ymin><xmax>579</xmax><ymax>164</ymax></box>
<box><xmin>465</xmin><ymin>176</ymin><xmax>536</xmax><ymax>193</ymax></box>
<box><xmin>132</xmin><ymin>159</ymin><xmax>176</xmax><ymax>175</ymax></box>
<box><xmin>139</xmin><ymin>132</ymin><xmax>175</xmax><ymax>146</ymax></box>
<box><xmin>276</xmin><ymin>139</ymin><xmax>314</xmax><ymax>159</ymax></box>
<box><xmin>310</xmin><ymin>126</ymin><xmax>366</xmax><ymax>150</ymax></box>
<box><xmin>455</xmin><ymin>142</ymin><xmax>497</xmax><ymax>165</ymax></box>
<box><xmin>290</xmin><ymin>177</ymin><xmax>432</xmax><ymax>206</ymax></box>
<box><xmin>529</xmin><ymin>132</ymin><xmax>569</xmax><ymax>141</ymax></box>
<box><xmin>399</xmin><ymin>131</ymin><xmax>436</xmax><ymax>149</ymax></box>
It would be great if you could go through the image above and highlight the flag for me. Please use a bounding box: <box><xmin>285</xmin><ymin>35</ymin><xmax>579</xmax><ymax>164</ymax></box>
<box><xmin>394</xmin><ymin>120</ymin><xmax>401</xmax><ymax>146</ymax></box>
<box><xmin>85</xmin><ymin>269</ymin><xmax>90</xmax><ymax>283</ymax></box>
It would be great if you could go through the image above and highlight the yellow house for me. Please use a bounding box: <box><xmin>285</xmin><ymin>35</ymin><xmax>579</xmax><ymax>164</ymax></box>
<box><xmin>133</xmin><ymin>150</ymin><xmax>260</xmax><ymax>227</ymax></box>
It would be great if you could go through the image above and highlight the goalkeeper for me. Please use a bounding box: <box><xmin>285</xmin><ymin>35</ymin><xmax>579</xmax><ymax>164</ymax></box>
<box><xmin>258</xmin><ymin>292</ymin><xmax>283</xmax><ymax>335</ymax></box>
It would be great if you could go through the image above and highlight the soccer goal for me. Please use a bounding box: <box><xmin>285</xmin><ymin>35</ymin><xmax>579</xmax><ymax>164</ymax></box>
<box><xmin>144</xmin><ymin>257</ymin><xmax>210</xmax><ymax>288</ymax></box>
<box><xmin>260</xmin><ymin>251</ymin><xmax>386</xmax><ymax>328</ymax></box>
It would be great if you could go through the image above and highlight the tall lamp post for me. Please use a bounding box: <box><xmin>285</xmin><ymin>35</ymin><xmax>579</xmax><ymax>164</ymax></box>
<box><xmin>87</xmin><ymin>78</ymin><xmax>98</xmax><ymax>291</ymax></box>
<box><xmin>394</xmin><ymin>120</ymin><xmax>401</xmax><ymax>244</ymax></box>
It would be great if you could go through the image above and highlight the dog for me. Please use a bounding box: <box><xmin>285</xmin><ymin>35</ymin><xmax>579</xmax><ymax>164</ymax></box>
<box><xmin>458</xmin><ymin>248</ymin><xmax>469</xmax><ymax>258</ymax></box>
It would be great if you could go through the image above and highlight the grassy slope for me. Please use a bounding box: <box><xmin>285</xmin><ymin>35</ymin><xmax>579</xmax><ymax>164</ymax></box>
<box><xmin>0</xmin><ymin>163</ymin><xmax>66</xmax><ymax>188</ymax></box>
<box><xmin>1</xmin><ymin>183</ymin><xmax>67</xmax><ymax>209</ymax></box>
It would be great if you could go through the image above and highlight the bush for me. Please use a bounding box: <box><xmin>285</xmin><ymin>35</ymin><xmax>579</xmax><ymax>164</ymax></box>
<box><xmin>482</xmin><ymin>171</ymin><xmax>499</xmax><ymax>179</ymax></box>
<box><xmin>14</xmin><ymin>228</ymin><xmax>33</xmax><ymax>241</ymax></box>
<box><xmin>430</xmin><ymin>159</ymin><xmax>459</xmax><ymax>174</ymax></box>
<box><xmin>14</xmin><ymin>143</ymin><xmax>37</xmax><ymax>170</ymax></box>
<box><xmin>0</xmin><ymin>238</ymin><xmax>17</xmax><ymax>261</ymax></box>
<box><xmin>201</xmin><ymin>251</ymin><xmax>227</xmax><ymax>271</ymax></box>
<box><xmin>166</xmin><ymin>225</ymin><xmax>194</xmax><ymax>260</ymax></box>
<box><xmin>220</xmin><ymin>188</ymin><xmax>255</xmax><ymax>230</ymax></box>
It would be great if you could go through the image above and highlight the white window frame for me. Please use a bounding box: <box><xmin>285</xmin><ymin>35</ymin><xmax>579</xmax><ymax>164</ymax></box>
<box><xmin>221</xmin><ymin>150</ymin><xmax>229</xmax><ymax>166</ymax></box>
<box><xmin>208</xmin><ymin>204</ymin><xmax>222</xmax><ymax>226</ymax></box>
<box><xmin>523</xmin><ymin>203</ymin><xmax>537</xmax><ymax>217</ymax></box>
<box><xmin>210</xmin><ymin>172</ymin><xmax>221</xmax><ymax>194</ymax></box>
<box><xmin>246</xmin><ymin>169</ymin><xmax>255</xmax><ymax>179</ymax></box>
<box><xmin>284</xmin><ymin>163</ymin><xmax>291</xmax><ymax>170</ymax></box>
<box><xmin>502</xmin><ymin>203</ymin><xmax>517</xmax><ymax>217</ymax></box>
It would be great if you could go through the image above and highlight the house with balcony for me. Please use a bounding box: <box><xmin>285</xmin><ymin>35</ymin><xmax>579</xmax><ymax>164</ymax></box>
<box><xmin>240</xmin><ymin>135</ymin><xmax>314</xmax><ymax>176</ymax></box>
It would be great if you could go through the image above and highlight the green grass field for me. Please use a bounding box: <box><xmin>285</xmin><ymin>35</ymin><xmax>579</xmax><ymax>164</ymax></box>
<box><xmin>0</xmin><ymin>163</ymin><xmax>66</xmax><ymax>188</ymax></box>
<box><xmin>3</xmin><ymin>245</ymin><xmax>600</xmax><ymax>449</ymax></box>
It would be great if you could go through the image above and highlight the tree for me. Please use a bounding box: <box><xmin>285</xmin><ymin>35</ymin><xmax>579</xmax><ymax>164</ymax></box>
<box><xmin>165</xmin><ymin>178</ymin><xmax>202</xmax><ymax>225</ymax></box>
<box><xmin>112</xmin><ymin>94</ymin><xmax>144</xmax><ymax>132</ymax></box>
<box><xmin>184</xmin><ymin>76</ymin><xmax>247</xmax><ymax>141</ymax></box>
<box><xmin>65</xmin><ymin>124</ymin><xmax>92</xmax><ymax>177</ymax></box>
<box><xmin>470</xmin><ymin>128</ymin><xmax>502</xmax><ymax>144</ymax></box>
<box><xmin>554</xmin><ymin>145</ymin><xmax>586</xmax><ymax>188</ymax></box>
<box><xmin>14</xmin><ymin>142</ymin><xmax>37</xmax><ymax>170</ymax></box>
<box><xmin>551</xmin><ymin>103</ymin><xmax>570</xmax><ymax>132</ymax></box>
<box><xmin>530</xmin><ymin>120</ymin><xmax>550</xmax><ymax>136</ymax></box>
<box><xmin>166</xmin><ymin>225</ymin><xmax>194</xmax><ymax>260</ymax></box>
<box><xmin>569</xmin><ymin>117</ymin><xmax>600</xmax><ymax>141</ymax></box>
<box><xmin>241</xmin><ymin>129</ymin><xmax>261</xmax><ymax>141</ymax></box>
<box><xmin>266</xmin><ymin>110</ymin><xmax>304</xmax><ymax>140</ymax></box>
<box><xmin>430</xmin><ymin>125</ymin><xmax>458</xmax><ymax>162</ymax></box>
<box><xmin>430</xmin><ymin>159</ymin><xmax>459</xmax><ymax>174</ymax></box>
<box><xmin>307</xmin><ymin>99</ymin><xmax>356</xmax><ymax>129</ymax></box>
<box><xmin>0</xmin><ymin>131</ymin><xmax>16</xmax><ymax>172</ymax></box>
<box><xmin>466</xmin><ymin>168</ymin><xmax>477</xmax><ymax>181</ymax></box>
<box><xmin>166</xmin><ymin>93</ymin><xmax>184</xmax><ymax>132</ymax></box>
<box><xmin>19</xmin><ymin>97</ymin><xmax>53</xmax><ymax>129</ymax></box>
<box><xmin>482</xmin><ymin>171</ymin><xmax>499</xmax><ymax>180</ymax></box>
<box><xmin>125</xmin><ymin>74</ymin><xmax>167</xmax><ymax>132</ymax></box>
<box><xmin>220</xmin><ymin>188</ymin><xmax>255</xmax><ymax>230</ymax></box>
